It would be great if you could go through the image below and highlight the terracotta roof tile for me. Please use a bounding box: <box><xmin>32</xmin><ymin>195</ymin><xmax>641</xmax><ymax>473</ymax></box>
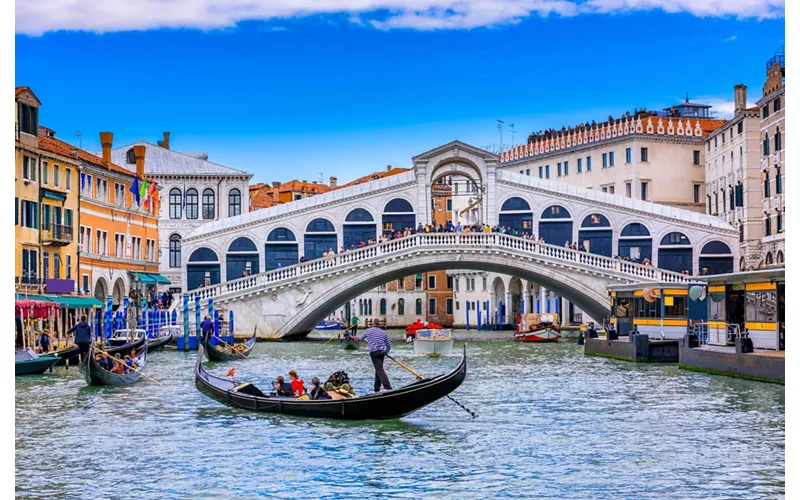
<box><xmin>337</xmin><ymin>168</ymin><xmax>410</xmax><ymax>189</ymax></box>
<box><xmin>15</xmin><ymin>86</ymin><xmax>31</xmax><ymax>97</ymax></box>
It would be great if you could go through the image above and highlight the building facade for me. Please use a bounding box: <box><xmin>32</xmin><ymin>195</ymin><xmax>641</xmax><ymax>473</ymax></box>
<box><xmin>499</xmin><ymin>100</ymin><xmax>726</xmax><ymax>213</ymax></box>
<box><xmin>15</xmin><ymin>87</ymin><xmax>80</xmax><ymax>299</ymax></box>
<box><xmin>107</xmin><ymin>134</ymin><xmax>252</xmax><ymax>292</ymax></box>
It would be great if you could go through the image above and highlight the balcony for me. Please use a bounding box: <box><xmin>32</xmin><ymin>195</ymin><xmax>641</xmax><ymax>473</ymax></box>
<box><xmin>16</xmin><ymin>274</ymin><xmax>42</xmax><ymax>286</ymax></box>
<box><xmin>42</xmin><ymin>224</ymin><xmax>74</xmax><ymax>246</ymax></box>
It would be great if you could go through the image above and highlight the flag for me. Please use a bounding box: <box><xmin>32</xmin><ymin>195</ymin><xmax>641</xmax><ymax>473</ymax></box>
<box><xmin>226</xmin><ymin>368</ymin><xmax>235</xmax><ymax>377</ymax></box>
<box><xmin>129</xmin><ymin>178</ymin><xmax>140</xmax><ymax>206</ymax></box>
<box><xmin>139</xmin><ymin>179</ymin><xmax>148</xmax><ymax>201</ymax></box>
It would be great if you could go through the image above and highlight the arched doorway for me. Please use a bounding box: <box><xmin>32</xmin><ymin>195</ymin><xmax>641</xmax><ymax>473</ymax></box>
<box><xmin>539</xmin><ymin>205</ymin><xmax>572</xmax><ymax>245</ymax></box>
<box><xmin>265</xmin><ymin>228</ymin><xmax>298</xmax><ymax>270</ymax></box>
<box><xmin>618</xmin><ymin>223</ymin><xmax>652</xmax><ymax>262</ymax></box>
<box><xmin>658</xmin><ymin>232</ymin><xmax>692</xmax><ymax>273</ymax></box>
<box><xmin>94</xmin><ymin>276</ymin><xmax>109</xmax><ymax>302</ymax></box>
<box><xmin>304</xmin><ymin>218</ymin><xmax>337</xmax><ymax>260</ymax></box>
<box><xmin>343</xmin><ymin>208</ymin><xmax>376</xmax><ymax>249</ymax></box>
<box><xmin>491</xmin><ymin>277</ymin><xmax>506</xmax><ymax>327</ymax></box>
<box><xmin>508</xmin><ymin>277</ymin><xmax>523</xmax><ymax>321</ymax></box>
<box><xmin>382</xmin><ymin>199</ymin><xmax>415</xmax><ymax>235</ymax></box>
<box><xmin>699</xmin><ymin>241</ymin><xmax>733</xmax><ymax>275</ymax></box>
<box><xmin>499</xmin><ymin>197</ymin><xmax>533</xmax><ymax>234</ymax></box>
<box><xmin>112</xmin><ymin>277</ymin><xmax>126</xmax><ymax>307</ymax></box>
<box><xmin>187</xmin><ymin>247</ymin><xmax>220</xmax><ymax>291</ymax></box>
<box><xmin>226</xmin><ymin>237</ymin><xmax>259</xmax><ymax>279</ymax></box>
<box><xmin>578</xmin><ymin>213</ymin><xmax>612</xmax><ymax>256</ymax></box>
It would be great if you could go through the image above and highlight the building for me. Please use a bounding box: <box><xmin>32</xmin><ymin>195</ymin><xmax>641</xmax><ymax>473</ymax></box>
<box><xmin>250</xmin><ymin>177</ymin><xmax>335</xmax><ymax>210</ymax></box>
<box><xmin>330</xmin><ymin>275</ymin><xmax>427</xmax><ymax>328</ymax></box>
<box><xmin>106</xmin><ymin>134</ymin><xmax>252</xmax><ymax>292</ymax></box>
<box><xmin>498</xmin><ymin>99</ymin><xmax>726</xmax><ymax>213</ymax></box>
<box><xmin>15</xmin><ymin>87</ymin><xmax>80</xmax><ymax>299</ymax></box>
<box><xmin>38</xmin><ymin>131</ymin><xmax>163</xmax><ymax>306</ymax></box>
<box><xmin>756</xmin><ymin>46</ymin><xmax>785</xmax><ymax>268</ymax></box>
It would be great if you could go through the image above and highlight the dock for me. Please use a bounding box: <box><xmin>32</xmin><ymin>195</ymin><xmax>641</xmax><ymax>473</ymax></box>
<box><xmin>584</xmin><ymin>334</ymin><xmax>679</xmax><ymax>362</ymax></box>
<box><xmin>679</xmin><ymin>343</ymin><xmax>785</xmax><ymax>384</ymax></box>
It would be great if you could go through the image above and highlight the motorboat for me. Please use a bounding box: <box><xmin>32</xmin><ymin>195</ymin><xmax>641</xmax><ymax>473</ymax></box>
<box><xmin>515</xmin><ymin>314</ymin><xmax>560</xmax><ymax>342</ymax></box>
<box><xmin>109</xmin><ymin>328</ymin><xmax>147</xmax><ymax>347</ymax></box>
<box><xmin>413</xmin><ymin>329</ymin><xmax>454</xmax><ymax>357</ymax></box>
<box><xmin>316</xmin><ymin>320</ymin><xmax>342</xmax><ymax>331</ymax></box>
<box><xmin>405</xmin><ymin>320</ymin><xmax>443</xmax><ymax>341</ymax></box>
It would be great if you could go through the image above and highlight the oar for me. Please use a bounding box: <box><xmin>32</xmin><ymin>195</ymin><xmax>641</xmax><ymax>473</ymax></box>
<box><xmin>386</xmin><ymin>354</ymin><xmax>478</xmax><ymax>419</ymax></box>
<box><xmin>95</xmin><ymin>348</ymin><xmax>161</xmax><ymax>385</ymax></box>
<box><xmin>211</xmin><ymin>334</ymin><xmax>248</xmax><ymax>358</ymax></box>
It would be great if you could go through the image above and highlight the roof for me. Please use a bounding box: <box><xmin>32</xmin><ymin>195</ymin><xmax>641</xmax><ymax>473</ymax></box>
<box><xmin>249</xmin><ymin>185</ymin><xmax>278</xmax><ymax>209</ymax></box>
<box><xmin>107</xmin><ymin>141</ymin><xmax>251</xmax><ymax>177</ymax></box>
<box><xmin>337</xmin><ymin>167</ymin><xmax>410</xmax><ymax>189</ymax></box>
<box><xmin>15</xmin><ymin>86</ymin><xmax>31</xmax><ymax>97</ymax></box>
<box><xmin>37</xmin><ymin>132</ymin><xmax>150</xmax><ymax>180</ymax></box>
<box><xmin>277</xmin><ymin>180</ymin><xmax>331</xmax><ymax>194</ymax></box>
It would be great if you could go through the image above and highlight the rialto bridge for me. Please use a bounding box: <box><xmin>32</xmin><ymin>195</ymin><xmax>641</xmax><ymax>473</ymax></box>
<box><xmin>177</xmin><ymin>141</ymin><xmax>738</xmax><ymax>338</ymax></box>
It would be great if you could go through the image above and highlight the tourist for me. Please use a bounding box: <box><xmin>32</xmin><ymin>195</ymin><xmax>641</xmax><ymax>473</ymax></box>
<box><xmin>67</xmin><ymin>315</ymin><xmax>93</xmax><ymax>360</ymax></box>
<box><xmin>99</xmin><ymin>351</ymin><xmax>114</xmax><ymax>371</ymax></box>
<box><xmin>200</xmin><ymin>315</ymin><xmax>214</xmax><ymax>340</ymax></box>
<box><xmin>288</xmin><ymin>369</ymin><xmax>306</xmax><ymax>396</ymax></box>
<box><xmin>123</xmin><ymin>355</ymin><xmax>134</xmax><ymax>373</ymax></box>
<box><xmin>111</xmin><ymin>354</ymin><xmax>125</xmax><ymax>374</ymax></box>
<box><xmin>36</xmin><ymin>331</ymin><xmax>51</xmax><ymax>353</ymax></box>
<box><xmin>274</xmin><ymin>376</ymin><xmax>295</xmax><ymax>396</ymax></box>
<box><xmin>358</xmin><ymin>318</ymin><xmax>393</xmax><ymax>393</ymax></box>
<box><xmin>309</xmin><ymin>377</ymin><xmax>331</xmax><ymax>400</ymax></box>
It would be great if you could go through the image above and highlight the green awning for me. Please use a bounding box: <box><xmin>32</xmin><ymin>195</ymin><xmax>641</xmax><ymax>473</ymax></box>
<box><xmin>131</xmin><ymin>272</ymin><xmax>157</xmax><ymax>285</ymax></box>
<box><xmin>43</xmin><ymin>192</ymin><xmax>66</xmax><ymax>201</ymax></box>
<box><xmin>52</xmin><ymin>296</ymin><xmax>103</xmax><ymax>309</ymax></box>
<box><xmin>146</xmin><ymin>273</ymin><xmax>171</xmax><ymax>285</ymax></box>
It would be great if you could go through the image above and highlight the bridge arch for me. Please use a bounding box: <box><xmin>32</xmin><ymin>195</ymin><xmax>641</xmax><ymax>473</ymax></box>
<box><xmin>187</xmin><ymin>247</ymin><xmax>220</xmax><ymax>291</ymax></box>
<box><xmin>226</xmin><ymin>236</ymin><xmax>259</xmax><ymax>279</ymax></box>
<box><xmin>265</xmin><ymin>227</ymin><xmax>298</xmax><ymax>271</ymax></box>
<box><xmin>429</xmin><ymin>156</ymin><xmax>484</xmax><ymax>186</ymax></box>
<box><xmin>304</xmin><ymin>218</ymin><xmax>337</xmax><ymax>260</ymax></box>
<box><xmin>498</xmin><ymin>196</ymin><xmax>533</xmax><ymax>234</ymax></box>
<box><xmin>343</xmin><ymin>208</ymin><xmax>377</xmax><ymax>249</ymax></box>
<box><xmin>699</xmin><ymin>240</ymin><xmax>734</xmax><ymax>275</ymax></box>
<box><xmin>658</xmin><ymin>232</ymin><xmax>692</xmax><ymax>274</ymax></box>
<box><xmin>578</xmin><ymin>213</ymin><xmax>612</xmax><ymax>256</ymax></box>
<box><xmin>538</xmin><ymin>204</ymin><xmax>573</xmax><ymax>245</ymax></box>
<box><xmin>618</xmin><ymin>222</ymin><xmax>652</xmax><ymax>262</ymax></box>
<box><xmin>382</xmin><ymin>198</ymin><xmax>416</xmax><ymax>235</ymax></box>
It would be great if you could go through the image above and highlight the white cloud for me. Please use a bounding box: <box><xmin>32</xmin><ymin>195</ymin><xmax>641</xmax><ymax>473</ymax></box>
<box><xmin>16</xmin><ymin>0</ymin><xmax>786</xmax><ymax>36</ymax></box>
<box><xmin>724</xmin><ymin>35</ymin><xmax>737</xmax><ymax>42</ymax></box>
<box><xmin>699</xmin><ymin>96</ymin><xmax>757</xmax><ymax>119</ymax></box>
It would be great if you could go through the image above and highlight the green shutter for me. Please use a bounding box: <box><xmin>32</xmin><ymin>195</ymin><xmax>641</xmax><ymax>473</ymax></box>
<box><xmin>33</xmin><ymin>202</ymin><xmax>39</xmax><ymax>229</ymax></box>
<box><xmin>15</xmin><ymin>197</ymin><xmax>18</xmax><ymax>225</ymax></box>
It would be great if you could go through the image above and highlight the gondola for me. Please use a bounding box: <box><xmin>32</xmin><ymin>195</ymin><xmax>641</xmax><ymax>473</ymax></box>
<box><xmin>51</xmin><ymin>344</ymin><xmax>81</xmax><ymax>366</ymax></box>
<box><xmin>81</xmin><ymin>342</ymin><xmax>148</xmax><ymax>386</ymax></box>
<box><xmin>195</xmin><ymin>344</ymin><xmax>468</xmax><ymax>420</ymax></box>
<box><xmin>339</xmin><ymin>334</ymin><xmax>359</xmax><ymax>351</ymax></box>
<box><xmin>204</xmin><ymin>327</ymin><xmax>257</xmax><ymax>362</ymax></box>
<box><xmin>146</xmin><ymin>331</ymin><xmax>175</xmax><ymax>353</ymax></box>
<box><xmin>15</xmin><ymin>350</ymin><xmax>61</xmax><ymax>376</ymax></box>
<box><xmin>105</xmin><ymin>334</ymin><xmax>147</xmax><ymax>358</ymax></box>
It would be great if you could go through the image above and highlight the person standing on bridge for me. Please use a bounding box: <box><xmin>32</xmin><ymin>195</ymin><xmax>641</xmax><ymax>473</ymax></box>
<box><xmin>359</xmin><ymin>318</ymin><xmax>392</xmax><ymax>393</ymax></box>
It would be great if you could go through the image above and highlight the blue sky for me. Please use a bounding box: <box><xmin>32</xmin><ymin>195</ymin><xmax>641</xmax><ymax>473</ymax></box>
<box><xmin>15</xmin><ymin>2</ymin><xmax>785</xmax><ymax>184</ymax></box>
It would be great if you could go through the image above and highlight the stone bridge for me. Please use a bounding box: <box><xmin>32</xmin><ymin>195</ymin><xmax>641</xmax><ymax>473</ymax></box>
<box><xmin>177</xmin><ymin>141</ymin><xmax>738</xmax><ymax>338</ymax></box>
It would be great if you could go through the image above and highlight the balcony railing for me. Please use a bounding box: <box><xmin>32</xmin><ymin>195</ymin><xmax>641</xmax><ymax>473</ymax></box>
<box><xmin>16</xmin><ymin>274</ymin><xmax>42</xmax><ymax>285</ymax></box>
<box><xmin>42</xmin><ymin>224</ymin><xmax>74</xmax><ymax>246</ymax></box>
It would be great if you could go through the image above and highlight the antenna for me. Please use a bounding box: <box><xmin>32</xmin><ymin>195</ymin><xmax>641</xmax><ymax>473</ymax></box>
<box><xmin>75</xmin><ymin>130</ymin><xmax>82</xmax><ymax>148</ymax></box>
<box><xmin>509</xmin><ymin>123</ymin><xmax>516</xmax><ymax>148</ymax></box>
<box><xmin>496</xmin><ymin>119</ymin><xmax>504</xmax><ymax>150</ymax></box>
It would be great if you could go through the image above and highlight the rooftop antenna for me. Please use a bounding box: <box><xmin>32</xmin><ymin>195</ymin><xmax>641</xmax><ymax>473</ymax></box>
<box><xmin>509</xmin><ymin>123</ymin><xmax>516</xmax><ymax>148</ymax></box>
<box><xmin>75</xmin><ymin>130</ymin><xmax>82</xmax><ymax>148</ymax></box>
<box><xmin>496</xmin><ymin>119</ymin><xmax>504</xmax><ymax>150</ymax></box>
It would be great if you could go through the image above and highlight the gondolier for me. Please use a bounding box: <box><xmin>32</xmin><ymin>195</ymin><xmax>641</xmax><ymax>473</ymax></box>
<box><xmin>349</xmin><ymin>314</ymin><xmax>360</xmax><ymax>335</ymax></box>
<box><xmin>67</xmin><ymin>316</ymin><xmax>93</xmax><ymax>360</ymax></box>
<box><xmin>359</xmin><ymin>318</ymin><xmax>392</xmax><ymax>393</ymax></box>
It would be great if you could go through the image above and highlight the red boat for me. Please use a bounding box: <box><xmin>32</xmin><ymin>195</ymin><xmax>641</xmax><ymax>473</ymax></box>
<box><xmin>514</xmin><ymin>314</ymin><xmax>560</xmax><ymax>343</ymax></box>
<box><xmin>405</xmin><ymin>320</ymin><xmax>444</xmax><ymax>340</ymax></box>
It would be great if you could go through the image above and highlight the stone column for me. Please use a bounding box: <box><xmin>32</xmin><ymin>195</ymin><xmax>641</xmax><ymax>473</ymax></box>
<box><xmin>504</xmin><ymin>291</ymin><xmax>513</xmax><ymax>324</ymax></box>
<box><xmin>539</xmin><ymin>286</ymin><xmax>546</xmax><ymax>314</ymax></box>
<box><xmin>561</xmin><ymin>298</ymin><xmax>570</xmax><ymax>326</ymax></box>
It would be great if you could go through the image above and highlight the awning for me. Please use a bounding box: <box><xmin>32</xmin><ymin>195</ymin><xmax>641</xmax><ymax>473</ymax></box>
<box><xmin>130</xmin><ymin>272</ymin><xmax>172</xmax><ymax>285</ymax></box>
<box><xmin>51</xmin><ymin>296</ymin><xmax>104</xmax><ymax>309</ymax></box>
<box><xmin>43</xmin><ymin>192</ymin><xmax>66</xmax><ymax>201</ymax></box>
<box><xmin>147</xmin><ymin>273</ymin><xmax>171</xmax><ymax>285</ymax></box>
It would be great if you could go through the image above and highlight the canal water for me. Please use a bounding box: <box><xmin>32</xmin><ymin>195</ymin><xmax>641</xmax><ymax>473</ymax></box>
<box><xmin>16</xmin><ymin>331</ymin><xmax>784</xmax><ymax>499</ymax></box>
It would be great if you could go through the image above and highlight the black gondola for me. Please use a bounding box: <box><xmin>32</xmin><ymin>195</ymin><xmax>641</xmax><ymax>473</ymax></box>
<box><xmin>51</xmin><ymin>333</ymin><xmax>147</xmax><ymax>366</ymax></box>
<box><xmin>81</xmin><ymin>342</ymin><xmax>148</xmax><ymax>386</ymax></box>
<box><xmin>195</xmin><ymin>344</ymin><xmax>468</xmax><ymax>420</ymax></box>
<box><xmin>105</xmin><ymin>335</ymin><xmax>147</xmax><ymax>358</ymax></box>
<box><xmin>146</xmin><ymin>332</ymin><xmax>175</xmax><ymax>353</ymax></box>
<box><xmin>51</xmin><ymin>344</ymin><xmax>81</xmax><ymax>366</ymax></box>
<box><xmin>204</xmin><ymin>327</ymin><xmax>257</xmax><ymax>362</ymax></box>
<box><xmin>339</xmin><ymin>336</ymin><xmax>359</xmax><ymax>351</ymax></box>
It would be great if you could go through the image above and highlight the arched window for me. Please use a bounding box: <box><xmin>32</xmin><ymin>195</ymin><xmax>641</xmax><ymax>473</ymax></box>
<box><xmin>126</xmin><ymin>148</ymin><xmax>135</xmax><ymax>164</ymax></box>
<box><xmin>359</xmin><ymin>299</ymin><xmax>364</xmax><ymax>315</ymax></box>
<box><xmin>345</xmin><ymin>208</ymin><xmax>374</xmax><ymax>222</ymax></box>
<box><xmin>169</xmin><ymin>234</ymin><xmax>181</xmax><ymax>268</ymax></box>
<box><xmin>202</xmin><ymin>188</ymin><xmax>215</xmax><ymax>219</ymax></box>
<box><xmin>775</xmin><ymin>126</ymin><xmax>782</xmax><ymax>151</ymax></box>
<box><xmin>660</xmin><ymin>232</ymin><xmax>691</xmax><ymax>246</ymax></box>
<box><xmin>500</xmin><ymin>197</ymin><xmax>531</xmax><ymax>211</ymax></box>
<box><xmin>398</xmin><ymin>298</ymin><xmax>405</xmax><ymax>315</ymax></box>
<box><xmin>776</xmin><ymin>251</ymin><xmax>784</xmax><ymax>265</ymax></box>
<box><xmin>764</xmin><ymin>132</ymin><xmax>770</xmax><ymax>156</ymax></box>
<box><xmin>368</xmin><ymin>299</ymin><xmax>373</xmax><ymax>315</ymax></box>
<box><xmin>765</xmin><ymin>252</ymin><xmax>774</xmax><ymax>266</ymax></box>
<box><xmin>380</xmin><ymin>298</ymin><xmax>387</xmax><ymax>315</ymax></box>
<box><xmin>228</xmin><ymin>189</ymin><xmax>241</xmax><ymax>217</ymax></box>
<box><xmin>169</xmin><ymin>188</ymin><xmax>182</xmax><ymax>219</ymax></box>
<box><xmin>185</xmin><ymin>188</ymin><xmax>198</xmax><ymax>219</ymax></box>
<box><xmin>415</xmin><ymin>298</ymin><xmax>423</xmax><ymax>315</ymax></box>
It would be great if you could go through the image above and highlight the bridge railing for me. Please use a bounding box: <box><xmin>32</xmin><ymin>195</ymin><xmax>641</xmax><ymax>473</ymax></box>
<box><xmin>181</xmin><ymin>232</ymin><xmax>690</xmax><ymax>306</ymax></box>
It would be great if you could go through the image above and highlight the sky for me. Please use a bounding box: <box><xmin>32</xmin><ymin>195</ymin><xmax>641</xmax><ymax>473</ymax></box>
<box><xmin>15</xmin><ymin>0</ymin><xmax>785</xmax><ymax>185</ymax></box>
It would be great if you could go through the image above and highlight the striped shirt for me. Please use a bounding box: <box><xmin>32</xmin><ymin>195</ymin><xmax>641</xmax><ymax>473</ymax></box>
<box><xmin>358</xmin><ymin>327</ymin><xmax>391</xmax><ymax>354</ymax></box>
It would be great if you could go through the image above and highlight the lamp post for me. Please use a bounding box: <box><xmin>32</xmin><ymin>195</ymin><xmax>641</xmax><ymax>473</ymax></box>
<box><xmin>132</xmin><ymin>275</ymin><xmax>140</xmax><ymax>342</ymax></box>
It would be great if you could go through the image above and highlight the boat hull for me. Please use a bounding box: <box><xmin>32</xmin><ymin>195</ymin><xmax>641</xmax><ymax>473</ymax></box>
<box><xmin>316</xmin><ymin>322</ymin><xmax>342</xmax><ymax>331</ymax></box>
<box><xmin>15</xmin><ymin>356</ymin><xmax>60</xmax><ymax>375</ymax></box>
<box><xmin>146</xmin><ymin>333</ymin><xmax>174</xmax><ymax>353</ymax></box>
<box><xmin>339</xmin><ymin>338</ymin><xmax>359</xmax><ymax>351</ymax></box>
<box><xmin>514</xmin><ymin>328</ymin><xmax>560</xmax><ymax>342</ymax></box>
<box><xmin>204</xmin><ymin>329</ymin><xmax>257</xmax><ymax>362</ymax></box>
<box><xmin>413</xmin><ymin>339</ymin><xmax>454</xmax><ymax>357</ymax></box>
<box><xmin>81</xmin><ymin>343</ymin><xmax>147</xmax><ymax>386</ymax></box>
<box><xmin>195</xmin><ymin>344</ymin><xmax>468</xmax><ymax>420</ymax></box>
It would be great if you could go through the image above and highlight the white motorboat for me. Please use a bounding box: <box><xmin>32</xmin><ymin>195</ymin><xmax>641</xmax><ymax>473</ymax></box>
<box><xmin>413</xmin><ymin>329</ymin><xmax>454</xmax><ymax>357</ymax></box>
<box><xmin>109</xmin><ymin>328</ymin><xmax>147</xmax><ymax>347</ymax></box>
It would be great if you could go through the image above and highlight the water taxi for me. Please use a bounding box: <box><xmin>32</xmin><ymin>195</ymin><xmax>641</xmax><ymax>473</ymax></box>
<box><xmin>413</xmin><ymin>329</ymin><xmax>454</xmax><ymax>357</ymax></box>
<box><xmin>515</xmin><ymin>314</ymin><xmax>560</xmax><ymax>342</ymax></box>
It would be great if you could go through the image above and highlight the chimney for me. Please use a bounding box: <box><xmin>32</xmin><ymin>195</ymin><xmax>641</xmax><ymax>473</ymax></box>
<box><xmin>133</xmin><ymin>145</ymin><xmax>146</xmax><ymax>178</ymax></box>
<box><xmin>99</xmin><ymin>132</ymin><xmax>114</xmax><ymax>165</ymax></box>
<box><xmin>272</xmin><ymin>181</ymin><xmax>281</xmax><ymax>188</ymax></box>
<box><xmin>734</xmin><ymin>84</ymin><xmax>747</xmax><ymax>115</ymax></box>
<box><xmin>387</xmin><ymin>165</ymin><xmax>392</xmax><ymax>172</ymax></box>
<box><xmin>329</xmin><ymin>176</ymin><xmax>337</xmax><ymax>189</ymax></box>
<box><xmin>157</xmin><ymin>132</ymin><xmax>171</xmax><ymax>149</ymax></box>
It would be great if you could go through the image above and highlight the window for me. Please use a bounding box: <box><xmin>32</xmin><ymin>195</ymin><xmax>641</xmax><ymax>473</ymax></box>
<box><xmin>482</xmin><ymin>277</ymin><xmax>487</xmax><ymax>290</ymax></box>
<box><xmin>765</xmin><ymin>216</ymin><xmax>772</xmax><ymax>236</ymax></box>
<box><xmin>446</xmin><ymin>199</ymin><xmax>452</xmax><ymax>211</ymax></box>
<box><xmin>456</xmin><ymin>301</ymin><xmax>460</xmax><ymax>311</ymax></box>
<box><xmin>520</xmin><ymin>170</ymin><xmax>524</xmax><ymax>175</ymax></box>
<box><xmin>428</xmin><ymin>275</ymin><xmax>436</xmax><ymax>289</ymax></box>
<box><xmin>21</xmin><ymin>200</ymin><xmax>38</xmax><ymax>229</ymax></box>
<box><xmin>564</xmin><ymin>161</ymin><xmax>569</xmax><ymax>176</ymax></box>
<box><xmin>446</xmin><ymin>298</ymin><xmax>453</xmax><ymax>315</ymax></box>
<box><xmin>625</xmin><ymin>182</ymin><xmax>632</xmax><ymax>198</ymax></box>
<box><xmin>42</xmin><ymin>161</ymin><xmax>49</xmax><ymax>184</ymax></box>
<box><xmin>641</xmin><ymin>182</ymin><xmax>648</xmax><ymax>201</ymax></box>
<box><xmin>634</xmin><ymin>297</ymin><xmax>661</xmax><ymax>318</ymax></box>
<box><xmin>777</xmin><ymin>212</ymin><xmax>783</xmax><ymax>233</ymax></box>
<box><xmin>557</xmin><ymin>163</ymin><xmax>562</xmax><ymax>177</ymax></box>
<box><xmin>609</xmin><ymin>151</ymin><xmax>615</xmax><ymax>166</ymax></box>
<box><xmin>397</xmin><ymin>278</ymin><xmax>404</xmax><ymax>290</ymax></box>
<box><xmin>294</xmin><ymin>194</ymin><xmax>302</xmax><ymax>201</ymax></box>
<box><xmin>415</xmin><ymin>275</ymin><xmax>423</xmax><ymax>290</ymax></box>
<box><xmin>729</xmin><ymin>187</ymin><xmax>735</xmax><ymax>210</ymax></box>
<box><xmin>126</xmin><ymin>148</ymin><xmax>136</xmax><ymax>164</ymax></box>
<box><xmin>169</xmin><ymin>188</ymin><xmax>182</xmax><ymax>219</ymax></box>
<box><xmin>694</xmin><ymin>185</ymin><xmax>700</xmax><ymax>204</ymax></box>
<box><xmin>228</xmin><ymin>189</ymin><xmax>241</xmax><ymax>217</ymax></box>
<box><xmin>526</xmin><ymin>169</ymin><xmax>530</xmax><ymax>176</ymax></box>
<box><xmin>54</xmin><ymin>253</ymin><xmax>60</xmax><ymax>279</ymax></box>
<box><xmin>577</xmin><ymin>158</ymin><xmax>582</xmax><ymax>172</ymax></box>
<box><xmin>66</xmin><ymin>255</ymin><xmax>71</xmax><ymax>279</ymax></box>
<box><xmin>538</xmin><ymin>167</ymin><xmax>543</xmax><ymax>178</ymax></box>
<box><xmin>65</xmin><ymin>168</ymin><xmax>71</xmax><ymax>190</ymax></box>
<box><xmin>415</xmin><ymin>298</ymin><xmax>423</xmax><ymax>315</ymax></box>
<box><xmin>773</xmin><ymin>97</ymin><xmax>781</xmax><ymax>113</ymax></box>
<box><xmin>82</xmin><ymin>274</ymin><xmax>89</xmax><ymax>293</ymax></box>
<box><xmin>737</xmin><ymin>122</ymin><xmax>743</xmax><ymax>134</ymax></box>
<box><xmin>43</xmin><ymin>252</ymin><xmax>49</xmax><ymax>279</ymax></box>
<box><xmin>545</xmin><ymin>165</ymin><xmax>550</xmax><ymax>179</ymax></box>
<box><xmin>664</xmin><ymin>296</ymin><xmax>687</xmax><ymax>318</ymax></box>
<box><xmin>625</xmin><ymin>148</ymin><xmax>631</xmax><ymax>163</ymax></box>
<box><xmin>185</xmin><ymin>188</ymin><xmax>198</xmax><ymax>219</ymax></box>
<box><xmin>379</xmin><ymin>299</ymin><xmax>387</xmax><ymax>315</ymax></box>
<box><xmin>398</xmin><ymin>298</ymin><xmax>405</xmax><ymax>315</ymax></box>
<box><xmin>762</xmin><ymin>105</ymin><xmax>769</xmax><ymax>119</ymax></box>
<box><xmin>202</xmin><ymin>188</ymin><xmax>215</xmax><ymax>219</ymax></box>
<box><xmin>763</xmin><ymin>133</ymin><xmax>770</xmax><ymax>156</ymax></box>
<box><xmin>54</xmin><ymin>164</ymin><xmax>60</xmax><ymax>187</ymax></box>
<box><xmin>602</xmin><ymin>153</ymin><xmax>608</xmax><ymax>168</ymax></box>
<box><xmin>693</xmin><ymin>150</ymin><xmax>700</xmax><ymax>165</ymax></box>
<box><xmin>42</xmin><ymin>204</ymin><xmax>51</xmax><ymax>230</ymax></box>
<box><xmin>22</xmin><ymin>156</ymin><xmax>37</xmax><ymax>182</ymax></box>
<box><xmin>428</xmin><ymin>298</ymin><xmax>436</xmax><ymax>315</ymax></box>
<box><xmin>775</xmin><ymin>127</ymin><xmax>782</xmax><ymax>151</ymax></box>
<box><xmin>586</xmin><ymin>156</ymin><xmax>592</xmax><ymax>171</ymax></box>
<box><xmin>18</xmin><ymin>102</ymin><xmax>39</xmax><ymax>136</ymax></box>
<box><xmin>764</xmin><ymin>172</ymin><xmax>770</xmax><ymax>197</ymax></box>
<box><xmin>722</xmin><ymin>132</ymin><xmax>725</xmax><ymax>144</ymax></box>
<box><xmin>447</xmin><ymin>276</ymin><xmax>453</xmax><ymax>289</ymax></box>
<box><xmin>146</xmin><ymin>239</ymin><xmax>156</xmax><ymax>261</ymax></box>
<box><xmin>776</xmin><ymin>169</ymin><xmax>782</xmax><ymax>194</ymax></box>
<box><xmin>602</xmin><ymin>185</ymin><xmax>615</xmax><ymax>195</ymax></box>
<box><xmin>21</xmin><ymin>249</ymin><xmax>38</xmax><ymax>282</ymax></box>
<box><xmin>747</xmin><ymin>290</ymin><xmax>777</xmax><ymax>322</ymax></box>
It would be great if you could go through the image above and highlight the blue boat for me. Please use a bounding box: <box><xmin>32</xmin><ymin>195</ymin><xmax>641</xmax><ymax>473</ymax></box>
<box><xmin>316</xmin><ymin>320</ymin><xmax>342</xmax><ymax>331</ymax></box>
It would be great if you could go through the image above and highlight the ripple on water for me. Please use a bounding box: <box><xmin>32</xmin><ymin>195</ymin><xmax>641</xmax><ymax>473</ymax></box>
<box><xmin>16</xmin><ymin>337</ymin><xmax>784</xmax><ymax>499</ymax></box>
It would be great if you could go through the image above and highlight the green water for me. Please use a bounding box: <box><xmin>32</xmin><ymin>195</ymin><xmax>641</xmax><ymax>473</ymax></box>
<box><xmin>15</xmin><ymin>333</ymin><xmax>785</xmax><ymax>498</ymax></box>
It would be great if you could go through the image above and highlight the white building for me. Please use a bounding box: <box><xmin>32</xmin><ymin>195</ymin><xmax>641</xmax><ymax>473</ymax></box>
<box><xmin>108</xmin><ymin>134</ymin><xmax>252</xmax><ymax>292</ymax></box>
